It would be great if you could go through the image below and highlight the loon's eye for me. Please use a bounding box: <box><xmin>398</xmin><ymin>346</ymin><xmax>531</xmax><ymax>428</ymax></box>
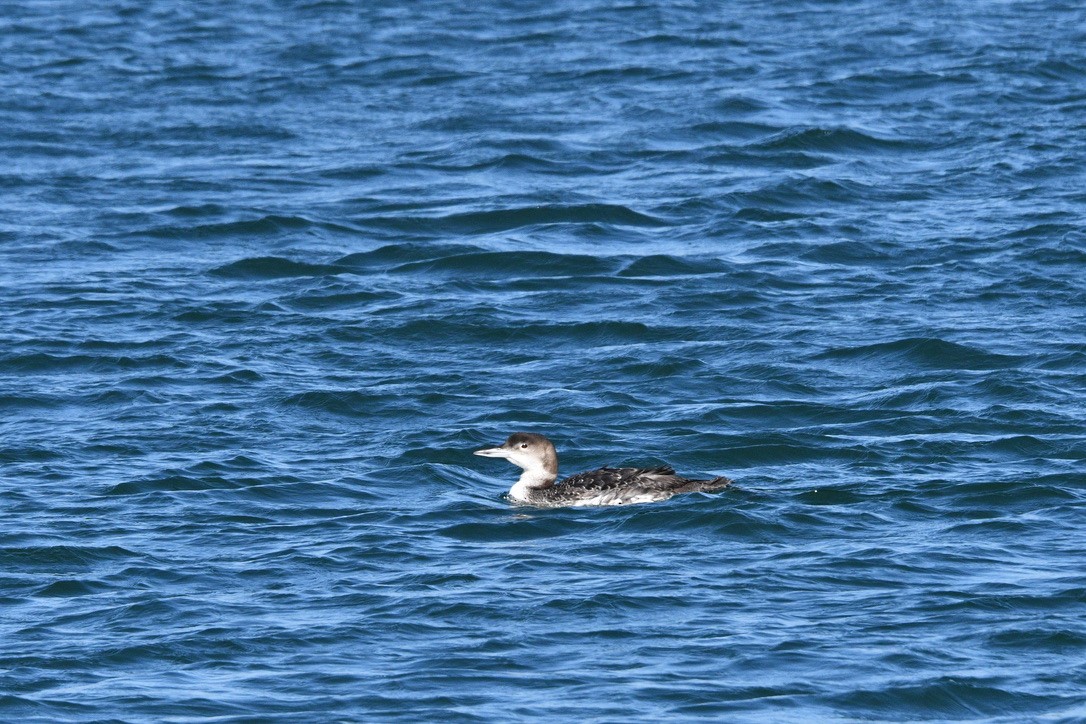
<box><xmin>520</xmin><ymin>443</ymin><xmax>528</xmax><ymax>449</ymax></box>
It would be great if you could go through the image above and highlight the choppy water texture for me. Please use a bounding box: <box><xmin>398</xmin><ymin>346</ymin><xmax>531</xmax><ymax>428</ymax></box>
<box><xmin>3</xmin><ymin>0</ymin><xmax>1086</xmax><ymax>721</ymax></box>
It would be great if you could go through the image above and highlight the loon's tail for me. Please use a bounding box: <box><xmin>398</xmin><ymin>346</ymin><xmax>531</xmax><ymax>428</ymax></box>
<box><xmin>676</xmin><ymin>476</ymin><xmax>732</xmax><ymax>494</ymax></box>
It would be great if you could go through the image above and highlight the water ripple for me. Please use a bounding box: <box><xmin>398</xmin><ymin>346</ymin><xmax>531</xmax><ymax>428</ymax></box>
<box><xmin>2</xmin><ymin>0</ymin><xmax>1085</xmax><ymax>721</ymax></box>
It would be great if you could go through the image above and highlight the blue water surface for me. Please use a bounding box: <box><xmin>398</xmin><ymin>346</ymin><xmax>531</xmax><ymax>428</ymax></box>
<box><xmin>2</xmin><ymin>0</ymin><xmax>1085</xmax><ymax>721</ymax></box>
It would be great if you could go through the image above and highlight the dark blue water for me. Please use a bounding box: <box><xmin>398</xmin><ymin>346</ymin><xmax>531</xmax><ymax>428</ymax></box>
<box><xmin>3</xmin><ymin>1</ymin><xmax>1085</xmax><ymax>720</ymax></box>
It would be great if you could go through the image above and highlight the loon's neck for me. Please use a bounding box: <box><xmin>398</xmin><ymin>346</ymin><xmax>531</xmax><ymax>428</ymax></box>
<box><xmin>509</xmin><ymin>469</ymin><xmax>557</xmax><ymax>503</ymax></box>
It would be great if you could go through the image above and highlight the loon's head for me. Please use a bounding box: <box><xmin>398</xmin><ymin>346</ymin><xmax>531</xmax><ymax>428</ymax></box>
<box><xmin>474</xmin><ymin>432</ymin><xmax>559</xmax><ymax>482</ymax></box>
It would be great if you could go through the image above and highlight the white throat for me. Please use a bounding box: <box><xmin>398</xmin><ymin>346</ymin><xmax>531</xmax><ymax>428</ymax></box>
<box><xmin>508</xmin><ymin>467</ymin><xmax>556</xmax><ymax>502</ymax></box>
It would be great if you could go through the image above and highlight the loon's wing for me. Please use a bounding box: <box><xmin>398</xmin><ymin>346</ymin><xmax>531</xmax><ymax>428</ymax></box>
<box><xmin>557</xmin><ymin>466</ymin><xmax>678</xmax><ymax>491</ymax></box>
<box><xmin>537</xmin><ymin>466</ymin><xmax>730</xmax><ymax>507</ymax></box>
<box><xmin>560</xmin><ymin>466</ymin><xmax>730</xmax><ymax>493</ymax></box>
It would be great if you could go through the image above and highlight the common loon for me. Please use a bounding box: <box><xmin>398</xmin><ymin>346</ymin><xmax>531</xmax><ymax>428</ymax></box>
<box><xmin>474</xmin><ymin>432</ymin><xmax>731</xmax><ymax>507</ymax></box>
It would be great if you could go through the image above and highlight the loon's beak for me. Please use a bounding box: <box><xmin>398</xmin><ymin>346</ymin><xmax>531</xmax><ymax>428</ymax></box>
<box><xmin>474</xmin><ymin>445</ymin><xmax>511</xmax><ymax>458</ymax></box>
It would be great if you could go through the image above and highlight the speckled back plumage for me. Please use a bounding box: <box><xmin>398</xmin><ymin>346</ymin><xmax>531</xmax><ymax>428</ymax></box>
<box><xmin>529</xmin><ymin>465</ymin><xmax>732</xmax><ymax>507</ymax></box>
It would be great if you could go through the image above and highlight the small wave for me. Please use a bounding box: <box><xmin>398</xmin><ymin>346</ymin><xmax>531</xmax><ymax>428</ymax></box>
<box><xmin>0</xmin><ymin>352</ymin><xmax>186</xmax><ymax>374</ymax></box>
<box><xmin>0</xmin><ymin>545</ymin><xmax>139</xmax><ymax>568</ymax></box>
<box><xmin>282</xmin><ymin>389</ymin><xmax>408</xmax><ymax>418</ymax></box>
<box><xmin>812</xmin><ymin>337</ymin><xmax>1024</xmax><ymax>371</ymax></box>
<box><xmin>543</xmin><ymin>65</ymin><xmax>692</xmax><ymax>83</ymax></box>
<box><xmin>390</xmin><ymin>250</ymin><xmax>617</xmax><ymax>277</ymax></box>
<box><xmin>0</xmin><ymin>393</ymin><xmax>61</xmax><ymax>410</ymax></box>
<box><xmin>163</xmin><ymin>203</ymin><xmax>228</xmax><ymax>217</ymax></box>
<box><xmin>209</xmin><ymin>369</ymin><xmax>264</xmax><ymax>384</ymax></box>
<box><xmin>1029</xmin><ymin>58</ymin><xmax>1086</xmax><ymax>82</ymax></box>
<box><xmin>985</xmin><ymin>434</ymin><xmax>1082</xmax><ymax>459</ymax></box>
<box><xmin>316</xmin><ymin>164</ymin><xmax>386</xmax><ymax>180</ymax></box>
<box><xmin>409</xmin><ymin>153</ymin><xmax>568</xmax><ymax>174</ymax></box>
<box><xmin>189</xmin><ymin>455</ymin><xmax>268</xmax><ymax>473</ymax></box>
<box><xmin>711</xmin><ymin>95</ymin><xmax>770</xmax><ymax>114</ymax></box>
<box><xmin>384</xmin><ymin>318</ymin><xmax>682</xmax><ymax>346</ymax></box>
<box><xmin>987</xmin><ymin>626</ymin><xmax>1086</xmax><ymax>652</ymax></box>
<box><xmin>617</xmin><ymin>355</ymin><xmax>710</xmax><ymax>377</ymax></box>
<box><xmin>53</xmin><ymin>239</ymin><xmax>120</xmax><ymax>254</ymax></box>
<box><xmin>726</xmin><ymin>176</ymin><xmax>869</xmax><ymax>211</ymax></box>
<box><xmin>799</xmin><ymin>239</ymin><xmax>896</xmax><ymax>264</ymax></box>
<box><xmin>376</xmin><ymin>67</ymin><xmax>479</xmax><ymax>88</ymax></box>
<box><xmin>618</xmin><ymin>254</ymin><xmax>731</xmax><ymax>277</ymax></box>
<box><xmin>0</xmin><ymin>445</ymin><xmax>62</xmax><ymax>463</ymax></box>
<box><xmin>689</xmin><ymin>120</ymin><xmax>781</xmax><ymax>139</ymax></box>
<box><xmin>211</xmin><ymin>256</ymin><xmax>347</xmax><ymax>279</ymax></box>
<box><xmin>106</xmin><ymin>474</ymin><xmax>239</xmax><ymax>496</ymax></box>
<box><xmin>1003</xmin><ymin>222</ymin><xmax>1078</xmax><ymax>240</ymax></box>
<box><xmin>34</xmin><ymin>579</ymin><xmax>111</xmax><ymax>598</ymax></box>
<box><xmin>441</xmin><ymin>203</ymin><xmax>664</xmax><ymax>230</ymax></box>
<box><xmin>146</xmin><ymin>214</ymin><xmax>333</xmax><ymax>240</ymax></box>
<box><xmin>479</xmin><ymin>153</ymin><xmax>566</xmax><ymax>172</ymax></box>
<box><xmin>751</xmin><ymin>126</ymin><xmax>911</xmax><ymax>154</ymax></box>
<box><xmin>828</xmin><ymin>68</ymin><xmax>975</xmax><ymax>93</ymax></box>
<box><xmin>284</xmin><ymin>289</ymin><xmax>399</xmax><ymax>311</ymax></box>
<box><xmin>437</xmin><ymin>518</ymin><xmax>580</xmax><ymax>542</ymax></box>
<box><xmin>336</xmin><ymin>243</ymin><xmax>484</xmax><ymax>269</ymax></box>
<box><xmin>795</xmin><ymin>487</ymin><xmax>868</xmax><ymax>505</ymax></box>
<box><xmin>362</xmin><ymin>204</ymin><xmax>667</xmax><ymax>235</ymax></box>
<box><xmin>830</xmin><ymin>676</ymin><xmax>1049</xmax><ymax>719</ymax></box>
<box><xmin>920</xmin><ymin>478</ymin><xmax>1078</xmax><ymax>506</ymax></box>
